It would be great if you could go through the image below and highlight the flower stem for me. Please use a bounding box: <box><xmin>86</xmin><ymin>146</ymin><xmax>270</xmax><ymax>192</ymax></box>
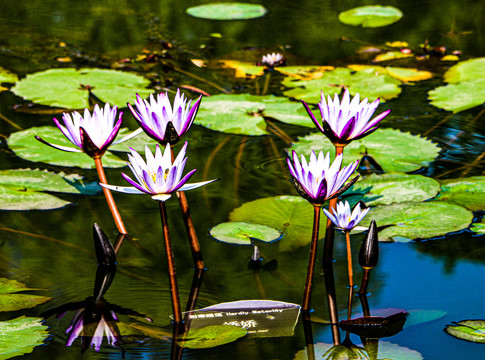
<box><xmin>170</xmin><ymin>147</ymin><xmax>205</xmax><ymax>271</ymax></box>
<box><xmin>359</xmin><ymin>268</ymin><xmax>371</xmax><ymax>295</ymax></box>
<box><xmin>159</xmin><ymin>201</ymin><xmax>183</xmax><ymax>324</ymax></box>
<box><xmin>345</xmin><ymin>231</ymin><xmax>354</xmax><ymax>289</ymax></box>
<box><xmin>302</xmin><ymin>204</ymin><xmax>322</xmax><ymax>312</ymax></box>
<box><xmin>94</xmin><ymin>157</ymin><xmax>127</xmax><ymax>234</ymax></box>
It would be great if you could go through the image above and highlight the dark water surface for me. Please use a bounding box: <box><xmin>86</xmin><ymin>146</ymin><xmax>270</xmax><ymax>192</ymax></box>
<box><xmin>0</xmin><ymin>0</ymin><xmax>484</xmax><ymax>359</ymax></box>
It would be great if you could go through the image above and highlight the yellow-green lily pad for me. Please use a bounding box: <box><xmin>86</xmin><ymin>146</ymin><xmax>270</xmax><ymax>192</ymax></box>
<box><xmin>186</xmin><ymin>3</ymin><xmax>267</xmax><ymax>20</ymax></box>
<box><xmin>0</xmin><ymin>316</ymin><xmax>49</xmax><ymax>359</ymax></box>
<box><xmin>445</xmin><ymin>320</ymin><xmax>485</xmax><ymax>343</ymax></box>
<box><xmin>338</xmin><ymin>6</ymin><xmax>403</xmax><ymax>28</ymax></box>
<box><xmin>437</xmin><ymin>176</ymin><xmax>485</xmax><ymax>211</ymax></box>
<box><xmin>177</xmin><ymin>325</ymin><xmax>247</xmax><ymax>349</ymax></box>
<box><xmin>0</xmin><ymin>278</ymin><xmax>51</xmax><ymax>311</ymax></box>
<box><xmin>210</xmin><ymin>222</ymin><xmax>281</xmax><ymax>245</ymax></box>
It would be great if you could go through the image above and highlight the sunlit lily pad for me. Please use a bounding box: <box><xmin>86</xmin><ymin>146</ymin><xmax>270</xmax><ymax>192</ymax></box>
<box><xmin>283</xmin><ymin>67</ymin><xmax>401</xmax><ymax>103</ymax></box>
<box><xmin>0</xmin><ymin>169</ymin><xmax>100</xmax><ymax>210</ymax></box>
<box><xmin>186</xmin><ymin>3</ymin><xmax>267</xmax><ymax>20</ymax></box>
<box><xmin>360</xmin><ymin>202</ymin><xmax>473</xmax><ymax>242</ymax></box>
<box><xmin>428</xmin><ymin>58</ymin><xmax>485</xmax><ymax>112</ymax></box>
<box><xmin>0</xmin><ymin>278</ymin><xmax>51</xmax><ymax>311</ymax></box>
<box><xmin>8</xmin><ymin>126</ymin><xmax>127</xmax><ymax>168</ymax></box>
<box><xmin>177</xmin><ymin>325</ymin><xmax>247</xmax><ymax>349</ymax></box>
<box><xmin>230</xmin><ymin>196</ymin><xmax>326</xmax><ymax>251</ymax></box>
<box><xmin>219</xmin><ymin>60</ymin><xmax>265</xmax><ymax>78</ymax></box>
<box><xmin>437</xmin><ymin>176</ymin><xmax>485</xmax><ymax>211</ymax></box>
<box><xmin>0</xmin><ymin>316</ymin><xmax>49</xmax><ymax>359</ymax></box>
<box><xmin>372</xmin><ymin>51</ymin><xmax>414</xmax><ymax>63</ymax></box>
<box><xmin>445</xmin><ymin>320</ymin><xmax>485</xmax><ymax>343</ymax></box>
<box><xmin>338</xmin><ymin>6</ymin><xmax>403</xmax><ymax>28</ymax></box>
<box><xmin>195</xmin><ymin>94</ymin><xmax>312</xmax><ymax>135</ymax></box>
<box><xmin>348</xmin><ymin>65</ymin><xmax>432</xmax><ymax>83</ymax></box>
<box><xmin>0</xmin><ymin>67</ymin><xmax>18</xmax><ymax>84</ymax></box>
<box><xmin>288</xmin><ymin>129</ymin><xmax>440</xmax><ymax>173</ymax></box>
<box><xmin>353</xmin><ymin>173</ymin><xmax>441</xmax><ymax>205</ymax></box>
<box><xmin>11</xmin><ymin>68</ymin><xmax>152</xmax><ymax>109</ymax></box>
<box><xmin>210</xmin><ymin>222</ymin><xmax>281</xmax><ymax>245</ymax></box>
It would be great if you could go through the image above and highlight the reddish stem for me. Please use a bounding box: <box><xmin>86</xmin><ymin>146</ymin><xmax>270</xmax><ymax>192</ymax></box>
<box><xmin>302</xmin><ymin>204</ymin><xmax>322</xmax><ymax>312</ymax></box>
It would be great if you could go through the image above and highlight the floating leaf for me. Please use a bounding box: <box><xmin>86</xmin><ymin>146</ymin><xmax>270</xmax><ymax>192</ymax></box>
<box><xmin>353</xmin><ymin>173</ymin><xmax>441</xmax><ymax>206</ymax></box>
<box><xmin>186</xmin><ymin>3</ymin><xmax>267</xmax><ymax>20</ymax></box>
<box><xmin>429</xmin><ymin>58</ymin><xmax>485</xmax><ymax>112</ymax></box>
<box><xmin>0</xmin><ymin>187</ymin><xmax>70</xmax><ymax>210</ymax></box>
<box><xmin>195</xmin><ymin>94</ymin><xmax>312</xmax><ymax>135</ymax></box>
<box><xmin>338</xmin><ymin>6</ymin><xmax>403</xmax><ymax>28</ymax></box>
<box><xmin>437</xmin><ymin>176</ymin><xmax>485</xmax><ymax>211</ymax></box>
<box><xmin>230</xmin><ymin>196</ymin><xmax>326</xmax><ymax>251</ymax></box>
<box><xmin>210</xmin><ymin>222</ymin><xmax>281</xmax><ymax>245</ymax></box>
<box><xmin>288</xmin><ymin>129</ymin><xmax>440</xmax><ymax>173</ymax></box>
<box><xmin>277</xmin><ymin>66</ymin><xmax>335</xmax><ymax>80</ymax></box>
<box><xmin>360</xmin><ymin>202</ymin><xmax>473</xmax><ymax>242</ymax></box>
<box><xmin>0</xmin><ymin>278</ymin><xmax>51</xmax><ymax>311</ymax></box>
<box><xmin>445</xmin><ymin>320</ymin><xmax>485</xmax><ymax>343</ymax></box>
<box><xmin>348</xmin><ymin>65</ymin><xmax>432</xmax><ymax>83</ymax></box>
<box><xmin>372</xmin><ymin>51</ymin><xmax>414</xmax><ymax>62</ymax></box>
<box><xmin>0</xmin><ymin>316</ymin><xmax>49</xmax><ymax>359</ymax></box>
<box><xmin>219</xmin><ymin>60</ymin><xmax>265</xmax><ymax>78</ymax></box>
<box><xmin>8</xmin><ymin>126</ymin><xmax>127</xmax><ymax>168</ymax></box>
<box><xmin>11</xmin><ymin>68</ymin><xmax>152</xmax><ymax>109</ymax></box>
<box><xmin>0</xmin><ymin>67</ymin><xmax>18</xmax><ymax>84</ymax></box>
<box><xmin>177</xmin><ymin>325</ymin><xmax>247</xmax><ymax>349</ymax></box>
<box><xmin>283</xmin><ymin>67</ymin><xmax>401</xmax><ymax>103</ymax></box>
<box><xmin>470</xmin><ymin>221</ymin><xmax>485</xmax><ymax>235</ymax></box>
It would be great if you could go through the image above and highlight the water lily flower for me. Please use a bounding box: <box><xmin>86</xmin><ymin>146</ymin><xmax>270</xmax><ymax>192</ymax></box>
<box><xmin>128</xmin><ymin>89</ymin><xmax>202</xmax><ymax>145</ymax></box>
<box><xmin>260</xmin><ymin>52</ymin><xmax>285</xmax><ymax>68</ymax></box>
<box><xmin>302</xmin><ymin>89</ymin><xmax>391</xmax><ymax>146</ymax></box>
<box><xmin>287</xmin><ymin>150</ymin><xmax>359</xmax><ymax>205</ymax></box>
<box><xmin>323</xmin><ymin>201</ymin><xmax>370</xmax><ymax>231</ymax></box>
<box><xmin>35</xmin><ymin>103</ymin><xmax>139</xmax><ymax>158</ymax></box>
<box><xmin>100</xmin><ymin>142</ymin><xmax>216</xmax><ymax>202</ymax></box>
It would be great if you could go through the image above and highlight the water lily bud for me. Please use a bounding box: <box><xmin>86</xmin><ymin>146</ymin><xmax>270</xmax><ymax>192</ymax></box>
<box><xmin>359</xmin><ymin>220</ymin><xmax>379</xmax><ymax>269</ymax></box>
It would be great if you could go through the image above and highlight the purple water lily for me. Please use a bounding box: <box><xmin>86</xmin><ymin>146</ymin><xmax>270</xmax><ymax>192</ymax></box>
<box><xmin>302</xmin><ymin>89</ymin><xmax>391</xmax><ymax>146</ymax></box>
<box><xmin>100</xmin><ymin>142</ymin><xmax>216</xmax><ymax>202</ymax></box>
<box><xmin>128</xmin><ymin>89</ymin><xmax>202</xmax><ymax>145</ymax></box>
<box><xmin>35</xmin><ymin>103</ymin><xmax>138</xmax><ymax>158</ymax></box>
<box><xmin>287</xmin><ymin>150</ymin><xmax>359</xmax><ymax>204</ymax></box>
<box><xmin>323</xmin><ymin>201</ymin><xmax>370</xmax><ymax>231</ymax></box>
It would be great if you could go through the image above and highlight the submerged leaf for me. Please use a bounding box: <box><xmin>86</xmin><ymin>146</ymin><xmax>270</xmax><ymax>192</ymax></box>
<box><xmin>338</xmin><ymin>6</ymin><xmax>403</xmax><ymax>28</ymax></box>
<box><xmin>11</xmin><ymin>68</ymin><xmax>152</xmax><ymax>109</ymax></box>
<box><xmin>186</xmin><ymin>3</ymin><xmax>267</xmax><ymax>20</ymax></box>
<box><xmin>0</xmin><ymin>316</ymin><xmax>49</xmax><ymax>359</ymax></box>
<box><xmin>178</xmin><ymin>325</ymin><xmax>247</xmax><ymax>349</ymax></box>
<box><xmin>445</xmin><ymin>320</ymin><xmax>485</xmax><ymax>343</ymax></box>
<box><xmin>210</xmin><ymin>222</ymin><xmax>281</xmax><ymax>245</ymax></box>
<box><xmin>230</xmin><ymin>196</ymin><xmax>326</xmax><ymax>251</ymax></box>
<box><xmin>288</xmin><ymin>129</ymin><xmax>440</xmax><ymax>173</ymax></box>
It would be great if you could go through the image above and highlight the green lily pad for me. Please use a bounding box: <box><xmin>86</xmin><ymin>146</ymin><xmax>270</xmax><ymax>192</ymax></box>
<box><xmin>470</xmin><ymin>221</ymin><xmax>485</xmax><ymax>235</ymax></box>
<box><xmin>195</xmin><ymin>94</ymin><xmax>312</xmax><ymax>135</ymax></box>
<box><xmin>428</xmin><ymin>58</ymin><xmax>485</xmax><ymax>112</ymax></box>
<box><xmin>353</xmin><ymin>173</ymin><xmax>441</xmax><ymax>206</ymax></box>
<box><xmin>177</xmin><ymin>325</ymin><xmax>247</xmax><ymax>349</ymax></box>
<box><xmin>8</xmin><ymin>126</ymin><xmax>127</xmax><ymax>168</ymax></box>
<box><xmin>360</xmin><ymin>202</ymin><xmax>473</xmax><ymax>242</ymax></box>
<box><xmin>0</xmin><ymin>316</ymin><xmax>49</xmax><ymax>360</ymax></box>
<box><xmin>0</xmin><ymin>67</ymin><xmax>18</xmax><ymax>84</ymax></box>
<box><xmin>288</xmin><ymin>129</ymin><xmax>440</xmax><ymax>173</ymax></box>
<box><xmin>437</xmin><ymin>176</ymin><xmax>485</xmax><ymax>211</ymax></box>
<box><xmin>445</xmin><ymin>320</ymin><xmax>485</xmax><ymax>343</ymax></box>
<box><xmin>283</xmin><ymin>67</ymin><xmax>401</xmax><ymax>103</ymax></box>
<box><xmin>11</xmin><ymin>68</ymin><xmax>152</xmax><ymax>109</ymax></box>
<box><xmin>186</xmin><ymin>3</ymin><xmax>267</xmax><ymax>20</ymax></box>
<box><xmin>0</xmin><ymin>278</ymin><xmax>51</xmax><ymax>311</ymax></box>
<box><xmin>0</xmin><ymin>169</ymin><xmax>100</xmax><ymax>210</ymax></box>
<box><xmin>338</xmin><ymin>6</ymin><xmax>403</xmax><ymax>28</ymax></box>
<box><xmin>230</xmin><ymin>196</ymin><xmax>326</xmax><ymax>252</ymax></box>
<box><xmin>210</xmin><ymin>222</ymin><xmax>281</xmax><ymax>245</ymax></box>
<box><xmin>348</xmin><ymin>65</ymin><xmax>432</xmax><ymax>83</ymax></box>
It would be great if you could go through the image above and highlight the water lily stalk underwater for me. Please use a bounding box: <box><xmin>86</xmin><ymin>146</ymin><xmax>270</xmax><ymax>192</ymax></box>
<box><xmin>100</xmin><ymin>143</ymin><xmax>217</xmax><ymax>323</ymax></box>
<box><xmin>287</xmin><ymin>150</ymin><xmax>359</xmax><ymax>312</ymax></box>
<box><xmin>129</xmin><ymin>90</ymin><xmax>206</xmax><ymax>270</ymax></box>
<box><xmin>35</xmin><ymin>103</ymin><xmax>141</xmax><ymax>234</ymax></box>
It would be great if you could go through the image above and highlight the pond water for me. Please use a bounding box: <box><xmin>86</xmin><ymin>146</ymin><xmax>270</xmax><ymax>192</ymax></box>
<box><xmin>0</xmin><ymin>0</ymin><xmax>484</xmax><ymax>359</ymax></box>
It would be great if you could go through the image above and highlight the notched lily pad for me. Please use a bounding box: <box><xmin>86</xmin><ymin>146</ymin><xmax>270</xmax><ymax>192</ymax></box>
<box><xmin>195</xmin><ymin>94</ymin><xmax>312</xmax><ymax>135</ymax></box>
<box><xmin>177</xmin><ymin>325</ymin><xmax>247</xmax><ymax>349</ymax></box>
<box><xmin>230</xmin><ymin>196</ymin><xmax>326</xmax><ymax>251</ymax></box>
<box><xmin>186</xmin><ymin>3</ymin><xmax>267</xmax><ymax>20</ymax></box>
<box><xmin>210</xmin><ymin>222</ymin><xmax>281</xmax><ymax>245</ymax></box>
<box><xmin>8</xmin><ymin>126</ymin><xmax>127</xmax><ymax>168</ymax></box>
<box><xmin>338</xmin><ymin>6</ymin><xmax>403</xmax><ymax>28</ymax></box>
<box><xmin>360</xmin><ymin>202</ymin><xmax>473</xmax><ymax>242</ymax></box>
<box><xmin>11</xmin><ymin>68</ymin><xmax>152</xmax><ymax>109</ymax></box>
<box><xmin>0</xmin><ymin>316</ymin><xmax>49</xmax><ymax>359</ymax></box>
<box><xmin>283</xmin><ymin>67</ymin><xmax>401</xmax><ymax>103</ymax></box>
<box><xmin>288</xmin><ymin>129</ymin><xmax>440</xmax><ymax>173</ymax></box>
<box><xmin>445</xmin><ymin>320</ymin><xmax>485</xmax><ymax>343</ymax></box>
<box><xmin>0</xmin><ymin>278</ymin><xmax>51</xmax><ymax>311</ymax></box>
<box><xmin>437</xmin><ymin>176</ymin><xmax>485</xmax><ymax>211</ymax></box>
